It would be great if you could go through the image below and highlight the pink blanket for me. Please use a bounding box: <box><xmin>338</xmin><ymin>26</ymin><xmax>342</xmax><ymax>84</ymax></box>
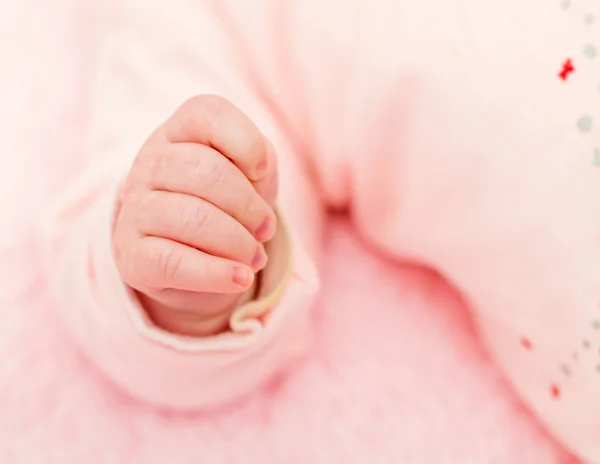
<box><xmin>0</xmin><ymin>1</ymin><xmax>577</xmax><ymax>462</ymax></box>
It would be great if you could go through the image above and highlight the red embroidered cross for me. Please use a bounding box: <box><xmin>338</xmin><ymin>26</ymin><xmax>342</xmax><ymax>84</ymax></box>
<box><xmin>559</xmin><ymin>59</ymin><xmax>575</xmax><ymax>81</ymax></box>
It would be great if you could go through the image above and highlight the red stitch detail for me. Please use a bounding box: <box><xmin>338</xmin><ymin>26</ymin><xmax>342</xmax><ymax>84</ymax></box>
<box><xmin>559</xmin><ymin>59</ymin><xmax>575</xmax><ymax>81</ymax></box>
<box><xmin>550</xmin><ymin>384</ymin><xmax>561</xmax><ymax>400</ymax></box>
<box><xmin>520</xmin><ymin>337</ymin><xmax>532</xmax><ymax>350</ymax></box>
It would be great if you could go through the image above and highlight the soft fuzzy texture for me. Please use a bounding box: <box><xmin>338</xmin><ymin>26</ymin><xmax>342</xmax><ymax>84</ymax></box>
<box><xmin>0</xmin><ymin>1</ymin><xmax>577</xmax><ymax>463</ymax></box>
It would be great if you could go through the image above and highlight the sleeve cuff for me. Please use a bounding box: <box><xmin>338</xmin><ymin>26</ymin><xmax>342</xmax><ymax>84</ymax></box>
<box><xmin>46</xmin><ymin>166</ymin><xmax>319</xmax><ymax>409</ymax></box>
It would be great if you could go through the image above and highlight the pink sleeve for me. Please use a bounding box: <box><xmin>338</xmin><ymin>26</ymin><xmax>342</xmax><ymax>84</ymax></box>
<box><xmin>327</xmin><ymin>2</ymin><xmax>600</xmax><ymax>462</ymax></box>
<box><xmin>42</xmin><ymin>0</ymin><xmax>322</xmax><ymax>409</ymax></box>
<box><xmin>210</xmin><ymin>0</ymin><xmax>600</xmax><ymax>460</ymax></box>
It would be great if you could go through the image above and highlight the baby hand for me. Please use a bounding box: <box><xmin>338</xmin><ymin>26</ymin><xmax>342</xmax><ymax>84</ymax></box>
<box><xmin>112</xmin><ymin>96</ymin><xmax>278</xmax><ymax>337</ymax></box>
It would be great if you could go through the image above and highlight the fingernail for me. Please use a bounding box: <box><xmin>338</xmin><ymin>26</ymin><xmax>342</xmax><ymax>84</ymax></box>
<box><xmin>255</xmin><ymin>158</ymin><xmax>268</xmax><ymax>179</ymax></box>
<box><xmin>233</xmin><ymin>267</ymin><xmax>253</xmax><ymax>287</ymax></box>
<box><xmin>251</xmin><ymin>245</ymin><xmax>268</xmax><ymax>271</ymax></box>
<box><xmin>255</xmin><ymin>217</ymin><xmax>274</xmax><ymax>241</ymax></box>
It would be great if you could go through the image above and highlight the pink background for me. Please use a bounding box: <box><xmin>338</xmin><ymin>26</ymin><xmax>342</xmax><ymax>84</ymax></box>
<box><xmin>0</xmin><ymin>1</ymin><xmax>577</xmax><ymax>462</ymax></box>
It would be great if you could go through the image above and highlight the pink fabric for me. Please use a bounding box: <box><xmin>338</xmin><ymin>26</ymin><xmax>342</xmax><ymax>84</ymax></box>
<box><xmin>0</xmin><ymin>0</ymin><xmax>582</xmax><ymax>462</ymax></box>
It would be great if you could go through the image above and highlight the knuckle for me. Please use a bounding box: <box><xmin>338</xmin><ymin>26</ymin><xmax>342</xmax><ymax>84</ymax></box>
<box><xmin>180</xmin><ymin>197</ymin><xmax>211</xmax><ymax>232</ymax></box>
<box><xmin>131</xmin><ymin>190</ymin><xmax>158</xmax><ymax>230</ymax></box>
<box><xmin>179</xmin><ymin>149</ymin><xmax>230</xmax><ymax>190</ymax></box>
<box><xmin>150</xmin><ymin>144</ymin><xmax>173</xmax><ymax>181</ymax></box>
<box><xmin>182</xmin><ymin>94</ymin><xmax>229</xmax><ymax>126</ymax></box>
<box><xmin>185</xmin><ymin>149</ymin><xmax>207</xmax><ymax>179</ymax></box>
<box><xmin>203</xmin><ymin>157</ymin><xmax>231</xmax><ymax>187</ymax></box>
<box><xmin>134</xmin><ymin>143</ymin><xmax>170</xmax><ymax>185</ymax></box>
<box><xmin>154</xmin><ymin>243</ymin><xmax>185</xmax><ymax>283</ymax></box>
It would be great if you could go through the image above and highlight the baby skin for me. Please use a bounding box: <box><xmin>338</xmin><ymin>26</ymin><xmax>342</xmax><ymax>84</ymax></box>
<box><xmin>113</xmin><ymin>96</ymin><xmax>279</xmax><ymax>337</ymax></box>
<box><xmin>43</xmin><ymin>0</ymin><xmax>600</xmax><ymax>462</ymax></box>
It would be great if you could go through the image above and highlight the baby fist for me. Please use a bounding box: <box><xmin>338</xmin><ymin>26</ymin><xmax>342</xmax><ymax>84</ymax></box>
<box><xmin>113</xmin><ymin>95</ymin><xmax>278</xmax><ymax>336</ymax></box>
